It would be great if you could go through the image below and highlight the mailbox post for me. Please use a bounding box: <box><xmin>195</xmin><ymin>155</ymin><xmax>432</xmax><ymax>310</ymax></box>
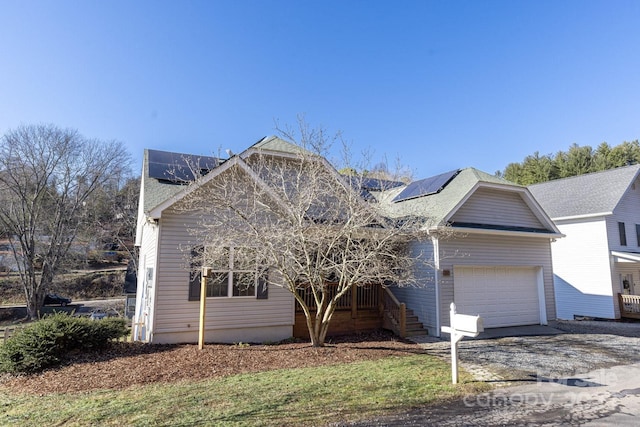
<box><xmin>440</xmin><ymin>302</ymin><xmax>483</xmax><ymax>384</ymax></box>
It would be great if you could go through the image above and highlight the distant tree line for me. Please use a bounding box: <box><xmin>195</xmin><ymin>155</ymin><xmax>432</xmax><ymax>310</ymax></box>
<box><xmin>497</xmin><ymin>140</ymin><xmax>640</xmax><ymax>185</ymax></box>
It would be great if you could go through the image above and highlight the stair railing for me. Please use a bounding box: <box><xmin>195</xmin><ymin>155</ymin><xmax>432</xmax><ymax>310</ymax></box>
<box><xmin>381</xmin><ymin>287</ymin><xmax>406</xmax><ymax>338</ymax></box>
<box><xmin>619</xmin><ymin>293</ymin><xmax>640</xmax><ymax>319</ymax></box>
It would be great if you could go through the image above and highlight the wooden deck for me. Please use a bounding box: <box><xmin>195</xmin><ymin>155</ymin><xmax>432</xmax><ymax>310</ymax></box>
<box><xmin>293</xmin><ymin>283</ymin><xmax>383</xmax><ymax>338</ymax></box>
<box><xmin>618</xmin><ymin>293</ymin><xmax>640</xmax><ymax>319</ymax></box>
<box><xmin>293</xmin><ymin>308</ymin><xmax>383</xmax><ymax>338</ymax></box>
<box><xmin>293</xmin><ymin>283</ymin><xmax>427</xmax><ymax>339</ymax></box>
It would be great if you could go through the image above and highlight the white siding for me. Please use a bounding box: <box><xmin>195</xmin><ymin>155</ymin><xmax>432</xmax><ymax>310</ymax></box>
<box><xmin>451</xmin><ymin>188</ymin><xmax>546</xmax><ymax>229</ymax></box>
<box><xmin>390</xmin><ymin>240</ymin><xmax>437</xmax><ymax>332</ymax></box>
<box><xmin>439</xmin><ymin>233</ymin><xmax>555</xmax><ymax>328</ymax></box>
<box><xmin>151</xmin><ymin>209</ymin><xmax>294</xmax><ymax>344</ymax></box>
<box><xmin>552</xmin><ymin>217</ymin><xmax>614</xmax><ymax>319</ymax></box>
<box><xmin>133</xmin><ymin>220</ymin><xmax>159</xmax><ymax>341</ymax></box>
<box><xmin>608</xmin><ymin>178</ymin><xmax>640</xmax><ymax>252</ymax></box>
<box><xmin>607</xmin><ymin>180</ymin><xmax>640</xmax><ymax>317</ymax></box>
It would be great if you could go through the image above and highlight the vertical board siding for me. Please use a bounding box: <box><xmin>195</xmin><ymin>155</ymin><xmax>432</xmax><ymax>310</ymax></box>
<box><xmin>439</xmin><ymin>233</ymin><xmax>555</xmax><ymax>327</ymax></box>
<box><xmin>153</xmin><ymin>209</ymin><xmax>294</xmax><ymax>342</ymax></box>
<box><xmin>451</xmin><ymin>188</ymin><xmax>546</xmax><ymax>229</ymax></box>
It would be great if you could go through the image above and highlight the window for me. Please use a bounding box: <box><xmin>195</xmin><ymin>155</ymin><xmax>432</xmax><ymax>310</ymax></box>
<box><xmin>207</xmin><ymin>247</ymin><xmax>257</xmax><ymax>298</ymax></box>
<box><xmin>619</xmin><ymin>222</ymin><xmax>627</xmax><ymax>246</ymax></box>
<box><xmin>189</xmin><ymin>246</ymin><xmax>268</xmax><ymax>301</ymax></box>
<box><xmin>207</xmin><ymin>247</ymin><xmax>230</xmax><ymax>297</ymax></box>
<box><xmin>636</xmin><ymin>224</ymin><xmax>640</xmax><ymax>247</ymax></box>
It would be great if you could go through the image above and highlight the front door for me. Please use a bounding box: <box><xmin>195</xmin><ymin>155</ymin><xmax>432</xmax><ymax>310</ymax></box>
<box><xmin>622</xmin><ymin>273</ymin><xmax>636</xmax><ymax>295</ymax></box>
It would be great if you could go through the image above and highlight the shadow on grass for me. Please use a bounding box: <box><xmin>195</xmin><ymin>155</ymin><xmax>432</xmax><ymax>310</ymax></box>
<box><xmin>479</xmin><ymin>374</ymin><xmax>605</xmax><ymax>388</ymax></box>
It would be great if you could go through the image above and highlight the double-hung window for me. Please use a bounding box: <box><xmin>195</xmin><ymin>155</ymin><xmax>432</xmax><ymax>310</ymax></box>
<box><xmin>207</xmin><ymin>247</ymin><xmax>257</xmax><ymax>298</ymax></box>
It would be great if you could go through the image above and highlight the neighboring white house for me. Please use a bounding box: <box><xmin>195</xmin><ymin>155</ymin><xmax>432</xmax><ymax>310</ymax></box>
<box><xmin>133</xmin><ymin>137</ymin><xmax>562</xmax><ymax>344</ymax></box>
<box><xmin>529</xmin><ymin>164</ymin><xmax>640</xmax><ymax>320</ymax></box>
<box><xmin>373</xmin><ymin>169</ymin><xmax>563</xmax><ymax>336</ymax></box>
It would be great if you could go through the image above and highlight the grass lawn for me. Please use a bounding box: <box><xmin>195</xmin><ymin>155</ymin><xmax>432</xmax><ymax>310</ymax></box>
<box><xmin>0</xmin><ymin>354</ymin><xmax>489</xmax><ymax>426</ymax></box>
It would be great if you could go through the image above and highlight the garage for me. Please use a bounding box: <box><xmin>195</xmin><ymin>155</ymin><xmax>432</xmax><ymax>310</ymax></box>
<box><xmin>453</xmin><ymin>266</ymin><xmax>542</xmax><ymax>328</ymax></box>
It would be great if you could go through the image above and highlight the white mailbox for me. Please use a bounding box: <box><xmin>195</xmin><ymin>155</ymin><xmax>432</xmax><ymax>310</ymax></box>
<box><xmin>452</xmin><ymin>313</ymin><xmax>484</xmax><ymax>336</ymax></box>
<box><xmin>440</xmin><ymin>302</ymin><xmax>484</xmax><ymax>384</ymax></box>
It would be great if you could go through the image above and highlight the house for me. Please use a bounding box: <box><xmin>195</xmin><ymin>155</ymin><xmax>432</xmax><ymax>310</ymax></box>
<box><xmin>133</xmin><ymin>138</ymin><xmax>562</xmax><ymax>344</ymax></box>
<box><xmin>133</xmin><ymin>138</ymin><xmax>302</xmax><ymax>344</ymax></box>
<box><xmin>372</xmin><ymin>168</ymin><xmax>562</xmax><ymax>336</ymax></box>
<box><xmin>529</xmin><ymin>164</ymin><xmax>640</xmax><ymax>320</ymax></box>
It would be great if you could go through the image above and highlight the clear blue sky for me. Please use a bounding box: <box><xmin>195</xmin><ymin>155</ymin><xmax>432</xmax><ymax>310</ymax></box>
<box><xmin>1</xmin><ymin>0</ymin><xmax>639</xmax><ymax>179</ymax></box>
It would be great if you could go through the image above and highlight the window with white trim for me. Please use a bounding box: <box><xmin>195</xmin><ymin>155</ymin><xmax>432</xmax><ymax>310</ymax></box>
<box><xmin>206</xmin><ymin>246</ymin><xmax>257</xmax><ymax>298</ymax></box>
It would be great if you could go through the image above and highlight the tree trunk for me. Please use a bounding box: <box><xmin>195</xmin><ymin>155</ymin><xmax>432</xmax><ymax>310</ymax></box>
<box><xmin>26</xmin><ymin>291</ymin><xmax>42</xmax><ymax>320</ymax></box>
<box><xmin>298</xmin><ymin>301</ymin><xmax>330</xmax><ymax>347</ymax></box>
<box><xmin>24</xmin><ymin>275</ymin><xmax>43</xmax><ymax>320</ymax></box>
<box><xmin>307</xmin><ymin>300</ymin><xmax>339</xmax><ymax>347</ymax></box>
<box><xmin>24</xmin><ymin>263</ymin><xmax>54</xmax><ymax>320</ymax></box>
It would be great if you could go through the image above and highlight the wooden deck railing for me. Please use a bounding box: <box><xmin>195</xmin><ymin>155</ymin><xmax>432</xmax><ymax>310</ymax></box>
<box><xmin>294</xmin><ymin>283</ymin><xmax>409</xmax><ymax>337</ymax></box>
<box><xmin>618</xmin><ymin>293</ymin><xmax>640</xmax><ymax>319</ymax></box>
<box><xmin>381</xmin><ymin>287</ymin><xmax>406</xmax><ymax>338</ymax></box>
<box><xmin>295</xmin><ymin>283</ymin><xmax>380</xmax><ymax>312</ymax></box>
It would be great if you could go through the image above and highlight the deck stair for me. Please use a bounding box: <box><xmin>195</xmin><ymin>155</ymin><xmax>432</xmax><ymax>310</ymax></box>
<box><xmin>403</xmin><ymin>309</ymin><xmax>428</xmax><ymax>337</ymax></box>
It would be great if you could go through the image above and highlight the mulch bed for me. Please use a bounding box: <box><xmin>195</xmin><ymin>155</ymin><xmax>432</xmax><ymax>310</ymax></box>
<box><xmin>0</xmin><ymin>331</ymin><xmax>426</xmax><ymax>395</ymax></box>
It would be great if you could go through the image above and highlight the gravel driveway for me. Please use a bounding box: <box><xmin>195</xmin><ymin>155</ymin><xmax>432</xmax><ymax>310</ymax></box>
<box><xmin>346</xmin><ymin>319</ymin><xmax>640</xmax><ymax>426</ymax></box>
<box><xmin>415</xmin><ymin>320</ymin><xmax>640</xmax><ymax>382</ymax></box>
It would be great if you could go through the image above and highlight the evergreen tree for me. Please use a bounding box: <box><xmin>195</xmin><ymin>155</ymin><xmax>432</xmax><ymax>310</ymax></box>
<box><xmin>499</xmin><ymin>140</ymin><xmax>639</xmax><ymax>185</ymax></box>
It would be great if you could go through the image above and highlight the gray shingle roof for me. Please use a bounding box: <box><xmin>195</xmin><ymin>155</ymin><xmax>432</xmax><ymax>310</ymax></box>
<box><xmin>528</xmin><ymin>164</ymin><xmax>640</xmax><ymax>219</ymax></box>
<box><xmin>250</xmin><ymin>136</ymin><xmax>308</xmax><ymax>155</ymax></box>
<box><xmin>141</xmin><ymin>137</ymin><xmax>306</xmax><ymax>214</ymax></box>
<box><xmin>374</xmin><ymin>168</ymin><xmax>518</xmax><ymax>227</ymax></box>
<box><xmin>142</xmin><ymin>149</ymin><xmax>189</xmax><ymax>213</ymax></box>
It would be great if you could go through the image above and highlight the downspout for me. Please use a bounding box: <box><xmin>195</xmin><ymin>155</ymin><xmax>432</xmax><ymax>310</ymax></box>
<box><xmin>432</xmin><ymin>235</ymin><xmax>441</xmax><ymax>338</ymax></box>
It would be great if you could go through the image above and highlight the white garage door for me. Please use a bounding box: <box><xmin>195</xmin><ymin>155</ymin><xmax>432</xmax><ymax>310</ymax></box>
<box><xmin>454</xmin><ymin>266</ymin><xmax>541</xmax><ymax>328</ymax></box>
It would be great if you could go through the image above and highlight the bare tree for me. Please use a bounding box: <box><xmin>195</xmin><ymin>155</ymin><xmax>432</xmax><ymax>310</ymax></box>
<box><xmin>84</xmin><ymin>176</ymin><xmax>140</xmax><ymax>270</ymax></box>
<box><xmin>177</xmin><ymin>126</ymin><xmax>429</xmax><ymax>347</ymax></box>
<box><xmin>0</xmin><ymin>124</ymin><xmax>130</xmax><ymax>319</ymax></box>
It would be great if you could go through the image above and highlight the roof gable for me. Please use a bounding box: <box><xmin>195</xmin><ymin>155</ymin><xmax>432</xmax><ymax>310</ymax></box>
<box><xmin>529</xmin><ymin>164</ymin><xmax>640</xmax><ymax>219</ymax></box>
<box><xmin>375</xmin><ymin>167</ymin><xmax>559</xmax><ymax>235</ymax></box>
<box><xmin>450</xmin><ymin>187</ymin><xmax>547</xmax><ymax>230</ymax></box>
<box><xmin>375</xmin><ymin>168</ymin><xmax>516</xmax><ymax>223</ymax></box>
<box><xmin>249</xmin><ymin>136</ymin><xmax>309</xmax><ymax>155</ymax></box>
<box><xmin>140</xmin><ymin>137</ymin><xmax>306</xmax><ymax>216</ymax></box>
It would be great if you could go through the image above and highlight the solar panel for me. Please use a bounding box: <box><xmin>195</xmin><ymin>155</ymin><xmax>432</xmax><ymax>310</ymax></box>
<box><xmin>148</xmin><ymin>149</ymin><xmax>219</xmax><ymax>183</ymax></box>
<box><xmin>392</xmin><ymin>169</ymin><xmax>460</xmax><ymax>203</ymax></box>
<box><xmin>341</xmin><ymin>176</ymin><xmax>405</xmax><ymax>202</ymax></box>
<box><xmin>344</xmin><ymin>176</ymin><xmax>403</xmax><ymax>190</ymax></box>
<box><xmin>359</xmin><ymin>177</ymin><xmax>405</xmax><ymax>191</ymax></box>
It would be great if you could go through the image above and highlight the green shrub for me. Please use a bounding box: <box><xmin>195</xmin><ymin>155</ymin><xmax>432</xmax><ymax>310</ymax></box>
<box><xmin>0</xmin><ymin>313</ymin><xmax>129</xmax><ymax>374</ymax></box>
